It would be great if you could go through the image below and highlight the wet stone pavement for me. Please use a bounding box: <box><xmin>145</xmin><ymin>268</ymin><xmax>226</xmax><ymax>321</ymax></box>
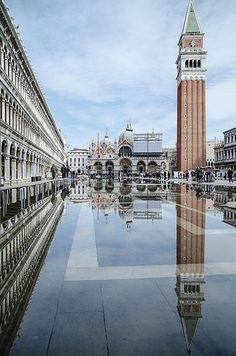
<box><xmin>1</xmin><ymin>181</ymin><xmax>236</xmax><ymax>355</ymax></box>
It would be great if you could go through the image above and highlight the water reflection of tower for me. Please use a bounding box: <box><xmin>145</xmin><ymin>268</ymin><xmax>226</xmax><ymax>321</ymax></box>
<box><xmin>175</xmin><ymin>185</ymin><xmax>206</xmax><ymax>355</ymax></box>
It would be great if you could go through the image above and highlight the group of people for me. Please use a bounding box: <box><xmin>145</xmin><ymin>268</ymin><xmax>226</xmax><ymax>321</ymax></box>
<box><xmin>182</xmin><ymin>167</ymin><xmax>235</xmax><ymax>183</ymax></box>
<box><xmin>51</xmin><ymin>164</ymin><xmax>235</xmax><ymax>184</ymax></box>
<box><xmin>224</xmin><ymin>168</ymin><xmax>235</xmax><ymax>183</ymax></box>
<box><xmin>49</xmin><ymin>164</ymin><xmax>70</xmax><ymax>179</ymax></box>
<box><xmin>60</xmin><ymin>164</ymin><xmax>70</xmax><ymax>178</ymax></box>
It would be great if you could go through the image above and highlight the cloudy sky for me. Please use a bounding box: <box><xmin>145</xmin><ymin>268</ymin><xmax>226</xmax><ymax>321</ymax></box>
<box><xmin>6</xmin><ymin>0</ymin><xmax>236</xmax><ymax>149</ymax></box>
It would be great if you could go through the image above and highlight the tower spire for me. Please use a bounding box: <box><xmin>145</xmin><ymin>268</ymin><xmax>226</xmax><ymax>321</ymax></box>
<box><xmin>182</xmin><ymin>0</ymin><xmax>201</xmax><ymax>35</ymax></box>
<box><xmin>176</xmin><ymin>0</ymin><xmax>206</xmax><ymax>171</ymax></box>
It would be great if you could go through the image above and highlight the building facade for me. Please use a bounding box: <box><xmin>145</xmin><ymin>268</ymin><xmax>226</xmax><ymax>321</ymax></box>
<box><xmin>176</xmin><ymin>0</ymin><xmax>207</xmax><ymax>171</ymax></box>
<box><xmin>214</xmin><ymin>127</ymin><xmax>236</xmax><ymax>173</ymax></box>
<box><xmin>88</xmin><ymin>123</ymin><xmax>169</xmax><ymax>177</ymax></box>
<box><xmin>67</xmin><ymin>148</ymin><xmax>88</xmax><ymax>174</ymax></box>
<box><xmin>0</xmin><ymin>1</ymin><xmax>65</xmax><ymax>184</ymax></box>
<box><xmin>206</xmin><ymin>140</ymin><xmax>218</xmax><ymax>168</ymax></box>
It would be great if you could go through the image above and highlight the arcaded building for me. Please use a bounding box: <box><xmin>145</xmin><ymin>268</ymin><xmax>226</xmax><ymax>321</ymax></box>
<box><xmin>214</xmin><ymin>127</ymin><xmax>236</xmax><ymax>173</ymax></box>
<box><xmin>176</xmin><ymin>0</ymin><xmax>207</xmax><ymax>171</ymax></box>
<box><xmin>67</xmin><ymin>148</ymin><xmax>89</xmax><ymax>174</ymax></box>
<box><xmin>0</xmin><ymin>1</ymin><xmax>65</xmax><ymax>183</ymax></box>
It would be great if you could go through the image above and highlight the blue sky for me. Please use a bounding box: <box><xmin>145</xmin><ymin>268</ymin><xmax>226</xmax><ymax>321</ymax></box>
<box><xmin>6</xmin><ymin>0</ymin><xmax>236</xmax><ymax>149</ymax></box>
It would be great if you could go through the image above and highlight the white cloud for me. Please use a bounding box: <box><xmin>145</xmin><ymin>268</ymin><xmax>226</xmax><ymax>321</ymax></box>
<box><xmin>6</xmin><ymin>0</ymin><xmax>236</xmax><ymax>148</ymax></box>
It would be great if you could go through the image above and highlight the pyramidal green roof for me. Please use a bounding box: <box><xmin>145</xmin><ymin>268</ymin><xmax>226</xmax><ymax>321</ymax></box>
<box><xmin>183</xmin><ymin>0</ymin><xmax>201</xmax><ymax>34</ymax></box>
<box><xmin>182</xmin><ymin>317</ymin><xmax>199</xmax><ymax>355</ymax></box>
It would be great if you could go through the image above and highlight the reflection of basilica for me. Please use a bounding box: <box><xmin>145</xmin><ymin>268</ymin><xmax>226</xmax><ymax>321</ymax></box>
<box><xmin>0</xmin><ymin>187</ymin><xmax>65</xmax><ymax>353</ymax></box>
<box><xmin>68</xmin><ymin>180</ymin><xmax>176</xmax><ymax>228</ymax></box>
<box><xmin>176</xmin><ymin>185</ymin><xmax>206</xmax><ymax>355</ymax></box>
<box><xmin>86</xmin><ymin>181</ymin><xmax>176</xmax><ymax>228</ymax></box>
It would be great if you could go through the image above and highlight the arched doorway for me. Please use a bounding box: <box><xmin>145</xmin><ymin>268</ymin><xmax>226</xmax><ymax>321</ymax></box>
<box><xmin>9</xmin><ymin>143</ymin><xmax>15</xmax><ymax>180</ymax></box>
<box><xmin>136</xmin><ymin>184</ymin><xmax>146</xmax><ymax>192</ymax></box>
<box><xmin>94</xmin><ymin>181</ymin><xmax>102</xmax><ymax>191</ymax></box>
<box><xmin>1</xmin><ymin>140</ymin><xmax>8</xmax><ymax>180</ymax></box>
<box><xmin>120</xmin><ymin>158</ymin><xmax>132</xmax><ymax>175</ymax></box>
<box><xmin>16</xmin><ymin>147</ymin><xmax>21</xmax><ymax>179</ymax></box>
<box><xmin>105</xmin><ymin>181</ymin><xmax>114</xmax><ymax>193</ymax></box>
<box><xmin>119</xmin><ymin>184</ymin><xmax>132</xmax><ymax>196</ymax></box>
<box><xmin>137</xmin><ymin>161</ymin><xmax>146</xmax><ymax>174</ymax></box>
<box><xmin>105</xmin><ymin>160</ymin><xmax>114</xmax><ymax>176</ymax></box>
<box><xmin>21</xmin><ymin>150</ymin><xmax>25</xmax><ymax>179</ymax></box>
<box><xmin>94</xmin><ymin>161</ymin><xmax>103</xmax><ymax>176</ymax></box>
<box><xmin>26</xmin><ymin>151</ymin><xmax>30</xmax><ymax>179</ymax></box>
<box><xmin>147</xmin><ymin>161</ymin><xmax>158</xmax><ymax>173</ymax></box>
<box><xmin>148</xmin><ymin>185</ymin><xmax>158</xmax><ymax>192</ymax></box>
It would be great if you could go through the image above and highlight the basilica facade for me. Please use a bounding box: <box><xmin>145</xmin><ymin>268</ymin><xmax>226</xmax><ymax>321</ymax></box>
<box><xmin>88</xmin><ymin>123</ymin><xmax>170</xmax><ymax>177</ymax></box>
<box><xmin>0</xmin><ymin>1</ymin><xmax>65</xmax><ymax>184</ymax></box>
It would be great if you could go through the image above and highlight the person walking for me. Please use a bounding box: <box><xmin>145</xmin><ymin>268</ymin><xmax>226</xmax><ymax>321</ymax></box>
<box><xmin>61</xmin><ymin>164</ymin><xmax>66</xmax><ymax>178</ymax></box>
<box><xmin>51</xmin><ymin>165</ymin><xmax>57</xmax><ymax>180</ymax></box>
<box><xmin>228</xmin><ymin>168</ymin><xmax>233</xmax><ymax>183</ymax></box>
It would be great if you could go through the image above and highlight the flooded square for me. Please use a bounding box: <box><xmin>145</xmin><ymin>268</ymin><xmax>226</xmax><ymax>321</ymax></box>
<box><xmin>1</xmin><ymin>180</ymin><xmax>236</xmax><ymax>355</ymax></box>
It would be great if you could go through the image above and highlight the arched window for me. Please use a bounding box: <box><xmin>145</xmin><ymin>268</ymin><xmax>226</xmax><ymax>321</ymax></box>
<box><xmin>190</xmin><ymin>60</ymin><xmax>193</xmax><ymax>68</ymax></box>
<box><xmin>185</xmin><ymin>60</ymin><xmax>188</xmax><ymax>68</ymax></box>
<box><xmin>0</xmin><ymin>38</ymin><xmax>3</xmax><ymax>68</ymax></box>
<box><xmin>194</xmin><ymin>60</ymin><xmax>197</xmax><ymax>68</ymax></box>
<box><xmin>119</xmin><ymin>146</ymin><xmax>132</xmax><ymax>157</ymax></box>
<box><xmin>3</xmin><ymin>46</ymin><xmax>7</xmax><ymax>72</ymax></box>
<box><xmin>198</xmin><ymin>60</ymin><xmax>201</xmax><ymax>68</ymax></box>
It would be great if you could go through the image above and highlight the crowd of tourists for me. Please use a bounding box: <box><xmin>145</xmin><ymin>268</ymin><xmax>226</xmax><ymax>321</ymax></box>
<box><xmin>50</xmin><ymin>164</ymin><xmax>235</xmax><ymax>184</ymax></box>
<box><xmin>181</xmin><ymin>167</ymin><xmax>235</xmax><ymax>183</ymax></box>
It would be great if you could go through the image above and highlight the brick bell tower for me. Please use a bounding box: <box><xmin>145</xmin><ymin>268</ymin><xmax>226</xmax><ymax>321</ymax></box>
<box><xmin>176</xmin><ymin>0</ymin><xmax>207</xmax><ymax>171</ymax></box>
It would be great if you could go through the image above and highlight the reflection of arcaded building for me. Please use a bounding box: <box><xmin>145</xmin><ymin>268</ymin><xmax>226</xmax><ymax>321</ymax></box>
<box><xmin>223</xmin><ymin>207</ymin><xmax>236</xmax><ymax>228</ymax></box>
<box><xmin>69</xmin><ymin>182</ymin><xmax>88</xmax><ymax>202</ymax></box>
<box><xmin>214</xmin><ymin>190</ymin><xmax>236</xmax><ymax>213</ymax></box>
<box><xmin>0</xmin><ymin>187</ymin><xmax>64</xmax><ymax>353</ymax></box>
<box><xmin>176</xmin><ymin>185</ymin><xmax>206</xmax><ymax>355</ymax></box>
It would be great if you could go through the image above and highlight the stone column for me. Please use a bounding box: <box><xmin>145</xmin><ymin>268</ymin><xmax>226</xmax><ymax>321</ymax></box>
<box><xmin>17</xmin><ymin>159</ymin><xmax>22</xmax><ymax>181</ymax></box>
<box><xmin>8</xmin><ymin>60</ymin><xmax>12</xmax><ymax>80</ymax></box>
<box><xmin>0</xmin><ymin>48</ymin><xmax>4</xmax><ymax>69</ymax></box>
<box><xmin>9</xmin><ymin>105</ymin><xmax>13</xmax><ymax>127</ymax></box>
<box><xmin>13</xmin><ymin>108</ymin><xmax>16</xmax><ymax>130</ymax></box>
<box><xmin>29</xmin><ymin>162</ymin><xmax>32</xmax><ymax>181</ymax></box>
<box><xmin>5</xmin><ymin>55</ymin><xmax>8</xmax><ymax>76</ymax></box>
<box><xmin>22</xmin><ymin>160</ymin><xmax>26</xmax><ymax>180</ymax></box>
<box><xmin>11</xmin><ymin>158</ymin><xmax>17</xmax><ymax>182</ymax></box>
<box><xmin>5</xmin><ymin>102</ymin><xmax>9</xmax><ymax>125</ymax></box>
<box><xmin>4</xmin><ymin>156</ymin><xmax>10</xmax><ymax>182</ymax></box>
<box><xmin>2</xmin><ymin>98</ymin><xmax>5</xmax><ymax>122</ymax></box>
<box><xmin>12</xmin><ymin>66</ymin><xmax>16</xmax><ymax>86</ymax></box>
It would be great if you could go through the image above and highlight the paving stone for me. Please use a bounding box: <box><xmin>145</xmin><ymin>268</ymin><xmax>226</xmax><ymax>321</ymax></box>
<box><xmin>47</xmin><ymin>312</ymin><xmax>108</xmax><ymax>356</ymax></box>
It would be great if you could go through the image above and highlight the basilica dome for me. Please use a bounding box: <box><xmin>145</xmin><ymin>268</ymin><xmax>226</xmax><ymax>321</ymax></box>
<box><xmin>101</xmin><ymin>130</ymin><xmax>112</xmax><ymax>146</ymax></box>
<box><xmin>118</xmin><ymin>122</ymin><xmax>133</xmax><ymax>146</ymax></box>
